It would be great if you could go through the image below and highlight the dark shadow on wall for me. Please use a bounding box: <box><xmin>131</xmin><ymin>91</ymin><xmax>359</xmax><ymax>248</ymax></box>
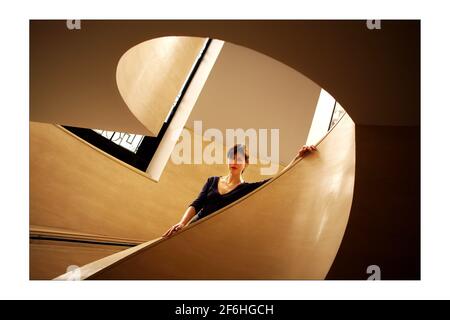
<box><xmin>327</xmin><ymin>124</ymin><xmax>420</xmax><ymax>280</ymax></box>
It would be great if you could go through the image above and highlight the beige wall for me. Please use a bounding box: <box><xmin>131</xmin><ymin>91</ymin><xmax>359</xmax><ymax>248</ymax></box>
<box><xmin>30</xmin><ymin>121</ymin><xmax>278</xmax><ymax>241</ymax></box>
<box><xmin>30</xmin><ymin>239</ymin><xmax>126</xmax><ymax>280</ymax></box>
<box><xmin>30</xmin><ymin>21</ymin><xmax>420</xmax><ymax>129</ymax></box>
<box><xmin>117</xmin><ymin>36</ymin><xmax>208</xmax><ymax>136</ymax></box>
<box><xmin>31</xmin><ymin>31</ymin><xmax>206</xmax><ymax>136</ymax></box>
<box><xmin>186</xmin><ymin>41</ymin><xmax>321</xmax><ymax>166</ymax></box>
<box><xmin>30</xmin><ymin>120</ymin><xmax>283</xmax><ymax>278</ymax></box>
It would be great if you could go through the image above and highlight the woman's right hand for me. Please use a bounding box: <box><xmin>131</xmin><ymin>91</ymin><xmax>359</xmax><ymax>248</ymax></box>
<box><xmin>162</xmin><ymin>222</ymin><xmax>185</xmax><ymax>238</ymax></box>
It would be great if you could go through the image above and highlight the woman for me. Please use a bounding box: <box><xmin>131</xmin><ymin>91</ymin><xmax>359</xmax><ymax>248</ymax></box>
<box><xmin>162</xmin><ymin>143</ymin><xmax>317</xmax><ymax>238</ymax></box>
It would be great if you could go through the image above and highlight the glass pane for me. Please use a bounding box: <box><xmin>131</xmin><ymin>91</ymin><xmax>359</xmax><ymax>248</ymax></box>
<box><xmin>329</xmin><ymin>102</ymin><xmax>346</xmax><ymax>129</ymax></box>
<box><xmin>92</xmin><ymin>129</ymin><xmax>144</xmax><ymax>154</ymax></box>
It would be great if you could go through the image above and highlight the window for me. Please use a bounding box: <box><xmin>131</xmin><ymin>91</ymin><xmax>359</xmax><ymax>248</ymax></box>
<box><xmin>306</xmin><ymin>89</ymin><xmax>347</xmax><ymax>145</ymax></box>
<box><xmin>61</xmin><ymin>125</ymin><xmax>158</xmax><ymax>171</ymax></box>
<box><xmin>92</xmin><ymin>129</ymin><xmax>144</xmax><ymax>154</ymax></box>
<box><xmin>328</xmin><ymin>101</ymin><xmax>345</xmax><ymax>130</ymax></box>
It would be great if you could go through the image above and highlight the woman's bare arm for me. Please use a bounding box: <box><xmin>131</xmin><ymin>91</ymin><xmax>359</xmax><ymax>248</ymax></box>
<box><xmin>179</xmin><ymin>206</ymin><xmax>197</xmax><ymax>226</ymax></box>
<box><xmin>162</xmin><ymin>206</ymin><xmax>197</xmax><ymax>238</ymax></box>
<box><xmin>280</xmin><ymin>145</ymin><xmax>317</xmax><ymax>174</ymax></box>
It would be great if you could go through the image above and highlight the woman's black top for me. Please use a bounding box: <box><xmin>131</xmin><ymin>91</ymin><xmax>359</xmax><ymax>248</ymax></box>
<box><xmin>188</xmin><ymin>175</ymin><xmax>271</xmax><ymax>223</ymax></box>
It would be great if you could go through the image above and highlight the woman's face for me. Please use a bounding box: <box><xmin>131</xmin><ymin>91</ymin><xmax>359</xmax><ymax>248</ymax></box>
<box><xmin>226</xmin><ymin>153</ymin><xmax>247</xmax><ymax>175</ymax></box>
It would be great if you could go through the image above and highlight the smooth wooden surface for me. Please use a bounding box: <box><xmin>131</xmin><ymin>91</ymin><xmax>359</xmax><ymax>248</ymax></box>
<box><xmin>30</xmin><ymin>225</ymin><xmax>143</xmax><ymax>246</ymax></box>
<box><xmin>30</xmin><ymin>121</ymin><xmax>280</xmax><ymax>279</ymax></box>
<box><xmin>185</xmin><ymin>41</ymin><xmax>322</xmax><ymax>166</ymax></box>
<box><xmin>53</xmin><ymin>240</ymin><xmax>157</xmax><ymax>281</ymax></box>
<box><xmin>116</xmin><ymin>36</ymin><xmax>207</xmax><ymax>136</ymax></box>
<box><xmin>30</xmin><ymin>239</ymin><xmax>126</xmax><ymax>280</ymax></box>
<box><xmin>30</xmin><ymin>122</ymin><xmax>274</xmax><ymax>241</ymax></box>
<box><xmin>56</xmin><ymin>113</ymin><xmax>355</xmax><ymax>280</ymax></box>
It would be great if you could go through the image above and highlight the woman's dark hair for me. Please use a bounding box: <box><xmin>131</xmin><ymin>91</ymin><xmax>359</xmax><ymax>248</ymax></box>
<box><xmin>226</xmin><ymin>144</ymin><xmax>249</xmax><ymax>173</ymax></box>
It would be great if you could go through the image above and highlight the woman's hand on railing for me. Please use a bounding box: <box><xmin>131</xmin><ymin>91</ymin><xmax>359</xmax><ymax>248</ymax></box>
<box><xmin>162</xmin><ymin>222</ymin><xmax>185</xmax><ymax>238</ymax></box>
<box><xmin>281</xmin><ymin>145</ymin><xmax>318</xmax><ymax>173</ymax></box>
<box><xmin>295</xmin><ymin>144</ymin><xmax>317</xmax><ymax>160</ymax></box>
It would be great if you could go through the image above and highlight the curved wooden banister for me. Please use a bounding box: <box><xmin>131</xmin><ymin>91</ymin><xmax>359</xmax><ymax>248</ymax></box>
<box><xmin>55</xmin><ymin>112</ymin><xmax>355</xmax><ymax>280</ymax></box>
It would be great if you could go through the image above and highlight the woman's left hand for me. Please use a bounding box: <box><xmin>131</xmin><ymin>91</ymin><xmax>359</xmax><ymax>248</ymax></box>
<box><xmin>295</xmin><ymin>145</ymin><xmax>317</xmax><ymax>159</ymax></box>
